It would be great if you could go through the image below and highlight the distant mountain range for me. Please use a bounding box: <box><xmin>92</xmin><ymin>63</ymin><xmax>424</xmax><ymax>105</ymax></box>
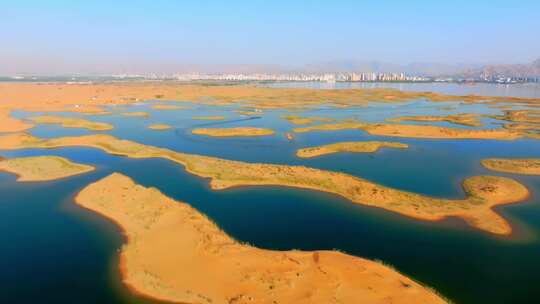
<box><xmin>460</xmin><ymin>58</ymin><xmax>540</xmax><ymax>78</ymax></box>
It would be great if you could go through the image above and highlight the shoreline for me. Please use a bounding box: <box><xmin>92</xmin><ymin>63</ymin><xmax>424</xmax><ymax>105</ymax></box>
<box><xmin>74</xmin><ymin>173</ymin><xmax>448</xmax><ymax>303</ymax></box>
<box><xmin>0</xmin><ymin>133</ymin><xmax>530</xmax><ymax>235</ymax></box>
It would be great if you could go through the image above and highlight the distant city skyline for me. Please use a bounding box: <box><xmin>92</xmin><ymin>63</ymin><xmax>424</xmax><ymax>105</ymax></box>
<box><xmin>2</xmin><ymin>1</ymin><xmax>540</xmax><ymax>75</ymax></box>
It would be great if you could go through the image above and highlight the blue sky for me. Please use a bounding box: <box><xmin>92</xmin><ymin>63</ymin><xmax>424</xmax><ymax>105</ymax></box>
<box><xmin>1</xmin><ymin>0</ymin><xmax>539</xmax><ymax>74</ymax></box>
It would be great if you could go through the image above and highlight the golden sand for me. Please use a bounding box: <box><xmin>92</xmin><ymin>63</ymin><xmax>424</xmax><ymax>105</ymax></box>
<box><xmin>297</xmin><ymin>141</ymin><xmax>408</xmax><ymax>158</ymax></box>
<box><xmin>75</xmin><ymin>173</ymin><xmax>447</xmax><ymax>304</ymax></box>
<box><xmin>1</xmin><ymin>82</ymin><xmax>539</xmax><ymax>132</ymax></box>
<box><xmin>0</xmin><ymin>133</ymin><xmax>529</xmax><ymax>235</ymax></box>
<box><xmin>192</xmin><ymin>116</ymin><xmax>225</xmax><ymax>120</ymax></box>
<box><xmin>191</xmin><ymin>127</ymin><xmax>274</xmax><ymax>137</ymax></box>
<box><xmin>150</xmin><ymin>104</ymin><xmax>190</xmax><ymax>110</ymax></box>
<box><xmin>121</xmin><ymin>111</ymin><xmax>149</xmax><ymax>118</ymax></box>
<box><xmin>235</xmin><ymin>110</ymin><xmax>261</xmax><ymax>115</ymax></box>
<box><xmin>148</xmin><ymin>124</ymin><xmax>172</xmax><ymax>130</ymax></box>
<box><xmin>386</xmin><ymin>113</ymin><xmax>482</xmax><ymax>127</ymax></box>
<box><xmin>293</xmin><ymin>120</ymin><xmax>522</xmax><ymax>140</ymax></box>
<box><xmin>0</xmin><ymin>110</ymin><xmax>33</xmax><ymax>133</ymax></box>
<box><xmin>281</xmin><ymin>115</ymin><xmax>336</xmax><ymax>125</ymax></box>
<box><xmin>0</xmin><ymin>155</ymin><xmax>94</xmax><ymax>181</ymax></box>
<box><xmin>29</xmin><ymin>115</ymin><xmax>113</xmax><ymax>131</ymax></box>
<box><xmin>481</xmin><ymin>158</ymin><xmax>540</xmax><ymax>175</ymax></box>
<box><xmin>492</xmin><ymin>109</ymin><xmax>540</xmax><ymax>124</ymax></box>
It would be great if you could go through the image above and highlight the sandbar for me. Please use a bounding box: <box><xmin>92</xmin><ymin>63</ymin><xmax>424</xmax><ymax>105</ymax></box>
<box><xmin>481</xmin><ymin>158</ymin><xmax>540</xmax><ymax>175</ymax></box>
<box><xmin>491</xmin><ymin>109</ymin><xmax>540</xmax><ymax>124</ymax></box>
<box><xmin>150</xmin><ymin>105</ymin><xmax>190</xmax><ymax>110</ymax></box>
<box><xmin>0</xmin><ymin>133</ymin><xmax>529</xmax><ymax>235</ymax></box>
<box><xmin>192</xmin><ymin>116</ymin><xmax>225</xmax><ymax>120</ymax></box>
<box><xmin>386</xmin><ymin>113</ymin><xmax>482</xmax><ymax>127</ymax></box>
<box><xmin>75</xmin><ymin>173</ymin><xmax>447</xmax><ymax>304</ymax></box>
<box><xmin>297</xmin><ymin>141</ymin><xmax>408</xmax><ymax>158</ymax></box>
<box><xmin>281</xmin><ymin>115</ymin><xmax>336</xmax><ymax>125</ymax></box>
<box><xmin>191</xmin><ymin>127</ymin><xmax>274</xmax><ymax>137</ymax></box>
<box><xmin>235</xmin><ymin>110</ymin><xmax>261</xmax><ymax>115</ymax></box>
<box><xmin>0</xmin><ymin>155</ymin><xmax>94</xmax><ymax>181</ymax></box>
<box><xmin>121</xmin><ymin>112</ymin><xmax>149</xmax><ymax>118</ymax></box>
<box><xmin>29</xmin><ymin>115</ymin><xmax>113</xmax><ymax>131</ymax></box>
<box><xmin>148</xmin><ymin>124</ymin><xmax>172</xmax><ymax>130</ymax></box>
<box><xmin>293</xmin><ymin>121</ymin><xmax>522</xmax><ymax>140</ymax></box>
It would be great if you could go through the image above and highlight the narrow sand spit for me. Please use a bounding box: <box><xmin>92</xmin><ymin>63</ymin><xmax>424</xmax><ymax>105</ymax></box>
<box><xmin>29</xmin><ymin>115</ymin><xmax>113</xmax><ymax>131</ymax></box>
<box><xmin>191</xmin><ymin>127</ymin><xmax>274</xmax><ymax>137</ymax></box>
<box><xmin>297</xmin><ymin>141</ymin><xmax>408</xmax><ymax>158</ymax></box>
<box><xmin>75</xmin><ymin>173</ymin><xmax>448</xmax><ymax>304</ymax></box>
<box><xmin>192</xmin><ymin>116</ymin><xmax>225</xmax><ymax>120</ymax></box>
<box><xmin>0</xmin><ymin>133</ymin><xmax>529</xmax><ymax>235</ymax></box>
<box><xmin>150</xmin><ymin>104</ymin><xmax>190</xmax><ymax>110</ymax></box>
<box><xmin>281</xmin><ymin>115</ymin><xmax>335</xmax><ymax>125</ymax></box>
<box><xmin>482</xmin><ymin>158</ymin><xmax>540</xmax><ymax>175</ymax></box>
<box><xmin>0</xmin><ymin>155</ymin><xmax>94</xmax><ymax>181</ymax></box>
<box><xmin>293</xmin><ymin>121</ymin><xmax>523</xmax><ymax>140</ymax></box>
<box><xmin>386</xmin><ymin>113</ymin><xmax>482</xmax><ymax>127</ymax></box>
<box><xmin>148</xmin><ymin>124</ymin><xmax>172</xmax><ymax>130</ymax></box>
<box><xmin>121</xmin><ymin>112</ymin><xmax>149</xmax><ymax>118</ymax></box>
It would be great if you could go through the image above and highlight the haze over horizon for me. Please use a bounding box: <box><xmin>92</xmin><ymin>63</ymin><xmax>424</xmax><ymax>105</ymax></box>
<box><xmin>2</xmin><ymin>0</ymin><xmax>540</xmax><ymax>75</ymax></box>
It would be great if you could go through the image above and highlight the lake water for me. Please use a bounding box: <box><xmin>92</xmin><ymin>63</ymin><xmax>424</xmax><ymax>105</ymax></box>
<box><xmin>265</xmin><ymin>81</ymin><xmax>540</xmax><ymax>99</ymax></box>
<box><xmin>2</xmin><ymin>84</ymin><xmax>540</xmax><ymax>303</ymax></box>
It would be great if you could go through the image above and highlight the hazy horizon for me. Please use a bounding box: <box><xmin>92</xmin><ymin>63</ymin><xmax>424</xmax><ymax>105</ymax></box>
<box><xmin>2</xmin><ymin>1</ymin><xmax>540</xmax><ymax>75</ymax></box>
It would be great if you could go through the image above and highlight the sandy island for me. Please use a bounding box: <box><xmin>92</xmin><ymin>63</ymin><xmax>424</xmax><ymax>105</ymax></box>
<box><xmin>293</xmin><ymin>120</ymin><xmax>522</xmax><ymax>140</ymax></box>
<box><xmin>281</xmin><ymin>115</ymin><xmax>336</xmax><ymax>125</ymax></box>
<box><xmin>192</xmin><ymin>116</ymin><xmax>225</xmax><ymax>120</ymax></box>
<box><xmin>191</xmin><ymin>127</ymin><xmax>274</xmax><ymax>137</ymax></box>
<box><xmin>297</xmin><ymin>141</ymin><xmax>409</xmax><ymax>158</ymax></box>
<box><xmin>148</xmin><ymin>124</ymin><xmax>172</xmax><ymax>131</ymax></box>
<box><xmin>481</xmin><ymin>158</ymin><xmax>540</xmax><ymax>175</ymax></box>
<box><xmin>386</xmin><ymin>113</ymin><xmax>482</xmax><ymax>127</ymax></box>
<box><xmin>0</xmin><ymin>155</ymin><xmax>94</xmax><ymax>181</ymax></box>
<box><xmin>121</xmin><ymin>112</ymin><xmax>149</xmax><ymax>118</ymax></box>
<box><xmin>29</xmin><ymin>115</ymin><xmax>113</xmax><ymax>131</ymax></box>
<box><xmin>75</xmin><ymin>173</ymin><xmax>447</xmax><ymax>304</ymax></box>
<box><xmin>0</xmin><ymin>133</ymin><xmax>529</xmax><ymax>235</ymax></box>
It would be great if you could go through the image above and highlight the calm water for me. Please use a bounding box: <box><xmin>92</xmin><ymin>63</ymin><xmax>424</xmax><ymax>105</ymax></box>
<box><xmin>2</xmin><ymin>85</ymin><xmax>540</xmax><ymax>303</ymax></box>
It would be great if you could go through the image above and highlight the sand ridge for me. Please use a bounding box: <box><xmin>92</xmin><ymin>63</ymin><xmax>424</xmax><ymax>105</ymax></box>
<box><xmin>75</xmin><ymin>173</ymin><xmax>448</xmax><ymax>304</ymax></box>
<box><xmin>0</xmin><ymin>132</ymin><xmax>529</xmax><ymax>235</ymax></box>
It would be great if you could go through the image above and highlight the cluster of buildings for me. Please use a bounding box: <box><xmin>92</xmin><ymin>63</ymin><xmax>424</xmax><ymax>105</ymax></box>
<box><xmin>171</xmin><ymin>72</ymin><xmax>430</xmax><ymax>82</ymax></box>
